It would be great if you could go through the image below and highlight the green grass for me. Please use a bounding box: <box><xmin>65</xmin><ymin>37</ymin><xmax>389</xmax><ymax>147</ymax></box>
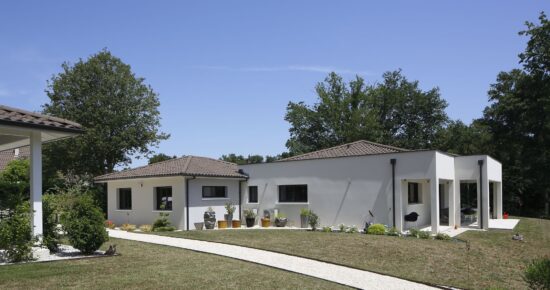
<box><xmin>151</xmin><ymin>217</ymin><xmax>550</xmax><ymax>289</ymax></box>
<box><xmin>0</xmin><ymin>238</ymin><xmax>349</xmax><ymax>290</ymax></box>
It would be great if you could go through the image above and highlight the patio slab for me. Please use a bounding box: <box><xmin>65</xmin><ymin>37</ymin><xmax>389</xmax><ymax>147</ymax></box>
<box><xmin>488</xmin><ymin>218</ymin><xmax>520</xmax><ymax>230</ymax></box>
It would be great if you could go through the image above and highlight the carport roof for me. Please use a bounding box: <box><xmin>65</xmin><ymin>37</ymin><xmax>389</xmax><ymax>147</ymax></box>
<box><xmin>0</xmin><ymin>105</ymin><xmax>84</xmax><ymax>133</ymax></box>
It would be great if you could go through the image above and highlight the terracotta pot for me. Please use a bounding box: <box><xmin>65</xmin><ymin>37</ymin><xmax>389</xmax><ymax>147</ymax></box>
<box><xmin>218</xmin><ymin>220</ymin><xmax>228</xmax><ymax>229</ymax></box>
<box><xmin>232</xmin><ymin>220</ymin><xmax>241</xmax><ymax>228</ymax></box>
<box><xmin>503</xmin><ymin>213</ymin><xmax>509</xmax><ymax>219</ymax></box>
<box><xmin>261</xmin><ymin>218</ymin><xmax>270</xmax><ymax>227</ymax></box>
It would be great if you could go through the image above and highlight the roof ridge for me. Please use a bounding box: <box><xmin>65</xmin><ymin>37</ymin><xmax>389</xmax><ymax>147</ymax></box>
<box><xmin>181</xmin><ymin>155</ymin><xmax>193</xmax><ymax>173</ymax></box>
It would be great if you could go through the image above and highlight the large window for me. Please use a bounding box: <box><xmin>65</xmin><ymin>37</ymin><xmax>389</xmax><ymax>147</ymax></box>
<box><xmin>248</xmin><ymin>186</ymin><xmax>258</xmax><ymax>203</ymax></box>
<box><xmin>408</xmin><ymin>182</ymin><xmax>421</xmax><ymax>204</ymax></box>
<box><xmin>278</xmin><ymin>185</ymin><xmax>308</xmax><ymax>203</ymax></box>
<box><xmin>202</xmin><ymin>186</ymin><xmax>227</xmax><ymax>198</ymax></box>
<box><xmin>117</xmin><ymin>188</ymin><xmax>132</xmax><ymax>210</ymax></box>
<box><xmin>155</xmin><ymin>186</ymin><xmax>173</xmax><ymax>210</ymax></box>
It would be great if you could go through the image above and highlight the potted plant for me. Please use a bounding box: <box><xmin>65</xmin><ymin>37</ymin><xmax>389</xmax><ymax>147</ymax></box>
<box><xmin>300</xmin><ymin>208</ymin><xmax>310</xmax><ymax>228</ymax></box>
<box><xmin>204</xmin><ymin>207</ymin><xmax>216</xmax><ymax>229</ymax></box>
<box><xmin>232</xmin><ymin>220</ymin><xmax>241</xmax><ymax>228</ymax></box>
<box><xmin>218</xmin><ymin>220</ymin><xmax>228</xmax><ymax>229</ymax></box>
<box><xmin>194</xmin><ymin>222</ymin><xmax>204</xmax><ymax>230</ymax></box>
<box><xmin>244</xmin><ymin>209</ymin><xmax>256</xmax><ymax>227</ymax></box>
<box><xmin>261</xmin><ymin>210</ymin><xmax>271</xmax><ymax>227</ymax></box>
<box><xmin>308</xmin><ymin>210</ymin><xmax>319</xmax><ymax>231</ymax></box>
<box><xmin>225</xmin><ymin>202</ymin><xmax>236</xmax><ymax>228</ymax></box>
<box><xmin>274</xmin><ymin>213</ymin><xmax>288</xmax><ymax>227</ymax></box>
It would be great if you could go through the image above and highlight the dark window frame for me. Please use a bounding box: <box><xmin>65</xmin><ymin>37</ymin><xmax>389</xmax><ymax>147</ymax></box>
<box><xmin>117</xmin><ymin>188</ymin><xmax>132</xmax><ymax>210</ymax></box>
<box><xmin>408</xmin><ymin>182</ymin><xmax>421</xmax><ymax>204</ymax></box>
<box><xmin>248</xmin><ymin>186</ymin><xmax>258</xmax><ymax>203</ymax></box>
<box><xmin>278</xmin><ymin>184</ymin><xmax>308</xmax><ymax>203</ymax></box>
<box><xmin>155</xmin><ymin>186</ymin><xmax>173</xmax><ymax>211</ymax></box>
<box><xmin>202</xmin><ymin>186</ymin><xmax>228</xmax><ymax>199</ymax></box>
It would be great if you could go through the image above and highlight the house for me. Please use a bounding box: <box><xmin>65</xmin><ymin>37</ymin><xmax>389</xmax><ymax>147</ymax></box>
<box><xmin>95</xmin><ymin>140</ymin><xmax>503</xmax><ymax>233</ymax></box>
<box><xmin>0</xmin><ymin>146</ymin><xmax>30</xmax><ymax>170</ymax></box>
<box><xmin>0</xmin><ymin>105</ymin><xmax>84</xmax><ymax>236</ymax></box>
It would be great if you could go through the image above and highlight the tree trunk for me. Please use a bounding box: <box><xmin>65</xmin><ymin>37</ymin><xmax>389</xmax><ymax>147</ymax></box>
<box><xmin>546</xmin><ymin>191</ymin><xmax>549</xmax><ymax>216</ymax></box>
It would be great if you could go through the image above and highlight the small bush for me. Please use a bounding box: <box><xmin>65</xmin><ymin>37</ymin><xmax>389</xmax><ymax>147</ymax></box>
<box><xmin>300</xmin><ymin>208</ymin><xmax>311</xmax><ymax>217</ymax></box>
<box><xmin>153</xmin><ymin>212</ymin><xmax>171</xmax><ymax>230</ymax></box>
<box><xmin>120</xmin><ymin>224</ymin><xmax>136</xmax><ymax>231</ymax></box>
<box><xmin>321</xmin><ymin>226</ymin><xmax>332</xmax><ymax>232</ymax></box>
<box><xmin>0</xmin><ymin>203</ymin><xmax>34</xmax><ymax>262</ymax></box>
<box><xmin>154</xmin><ymin>226</ymin><xmax>176</xmax><ymax>232</ymax></box>
<box><xmin>347</xmin><ymin>225</ymin><xmax>358</xmax><ymax>234</ymax></box>
<box><xmin>42</xmin><ymin>194</ymin><xmax>61</xmax><ymax>252</ymax></box>
<box><xmin>386</xmin><ymin>227</ymin><xmax>400</xmax><ymax>236</ymax></box>
<box><xmin>523</xmin><ymin>258</ymin><xmax>550</xmax><ymax>289</ymax></box>
<box><xmin>139</xmin><ymin>225</ymin><xmax>152</xmax><ymax>232</ymax></box>
<box><xmin>104</xmin><ymin>220</ymin><xmax>115</xmax><ymax>229</ymax></box>
<box><xmin>435</xmin><ymin>233</ymin><xmax>451</xmax><ymax>240</ymax></box>
<box><xmin>366</xmin><ymin>224</ymin><xmax>385</xmax><ymax>235</ymax></box>
<box><xmin>338</xmin><ymin>224</ymin><xmax>347</xmax><ymax>233</ymax></box>
<box><xmin>308</xmin><ymin>211</ymin><xmax>319</xmax><ymax>231</ymax></box>
<box><xmin>418</xmin><ymin>231</ymin><xmax>431</xmax><ymax>239</ymax></box>
<box><xmin>408</xmin><ymin>228</ymin><xmax>420</xmax><ymax>237</ymax></box>
<box><xmin>62</xmin><ymin>194</ymin><xmax>108</xmax><ymax>255</ymax></box>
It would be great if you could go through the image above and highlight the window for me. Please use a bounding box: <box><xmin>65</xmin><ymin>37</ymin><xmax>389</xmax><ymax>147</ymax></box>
<box><xmin>278</xmin><ymin>185</ymin><xmax>308</xmax><ymax>203</ymax></box>
<box><xmin>117</xmin><ymin>188</ymin><xmax>132</xmax><ymax>210</ymax></box>
<box><xmin>408</xmin><ymin>182</ymin><xmax>421</xmax><ymax>204</ymax></box>
<box><xmin>202</xmin><ymin>186</ymin><xmax>227</xmax><ymax>198</ymax></box>
<box><xmin>155</xmin><ymin>186</ymin><xmax>173</xmax><ymax>210</ymax></box>
<box><xmin>248</xmin><ymin>186</ymin><xmax>258</xmax><ymax>203</ymax></box>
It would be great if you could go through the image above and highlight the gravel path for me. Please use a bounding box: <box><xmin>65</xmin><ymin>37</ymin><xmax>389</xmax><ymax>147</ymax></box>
<box><xmin>108</xmin><ymin>229</ymin><xmax>437</xmax><ymax>290</ymax></box>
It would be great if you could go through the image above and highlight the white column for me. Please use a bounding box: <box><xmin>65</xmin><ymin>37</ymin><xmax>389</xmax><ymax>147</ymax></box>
<box><xmin>448</xmin><ymin>181</ymin><xmax>455</xmax><ymax>227</ymax></box>
<box><xmin>30</xmin><ymin>131</ymin><xmax>43</xmax><ymax>236</ymax></box>
<box><xmin>395</xmin><ymin>181</ymin><xmax>403</xmax><ymax>232</ymax></box>
<box><xmin>430</xmin><ymin>178</ymin><xmax>440</xmax><ymax>233</ymax></box>
<box><xmin>496</xmin><ymin>182</ymin><xmax>503</xmax><ymax>219</ymax></box>
<box><xmin>481</xmin><ymin>177</ymin><xmax>490</xmax><ymax>229</ymax></box>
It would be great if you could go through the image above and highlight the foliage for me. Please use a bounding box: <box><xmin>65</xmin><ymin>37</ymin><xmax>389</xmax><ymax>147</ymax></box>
<box><xmin>42</xmin><ymin>194</ymin><xmax>61</xmax><ymax>252</ymax></box>
<box><xmin>244</xmin><ymin>209</ymin><xmax>256</xmax><ymax>219</ymax></box>
<box><xmin>321</xmin><ymin>226</ymin><xmax>332</xmax><ymax>232</ymax></box>
<box><xmin>0</xmin><ymin>159</ymin><xmax>29</xmax><ymax>211</ymax></box>
<box><xmin>274</xmin><ymin>212</ymin><xmax>286</xmax><ymax>219</ymax></box>
<box><xmin>366</xmin><ymin>223</ymin><xmax>386</xmax><ymax>235</ymax></box>
<box><xmin>105</xmin><ymin>220</ymin><xmax>115</xmax><ymax>229</ymax></box>
<box><xmin>62</xmin><ymin>194</ymin><xmax>108</xmax><ymax>254</ymax></box>
<box><xmin>435</xmin><ymin>233</ymin><xmax>451</xmax><ymax>241</ymax></box>
<box><xmin>225</xmin><ymin>202</ymin><xmax>236</xmax><ymax>215</ymax></box>
<box><xmin>148</xmin><ymin>153</ymin><xmax>177</xmax><ymax>164</ymax></box>
<box><xmin>121</xmin><ymin>224</ymin><xmax>136</xmax><ymax>231</ymax></box>
<box><xmin>307</xmin><ymin>210</ymin><xmax>319</xmax><ymax>230</ymax></box>
<box><xmin>42</xmin><ymin>49</ymin><xmax>169</xmax><ymax>177</ymax></box>
<box><xmin>220</xmin><ymin>154</ymin><xmax>265</xmax><ymax>165</ymax></box>
<box><xmin>347</xmin><ymin>225</ymin><xmax>358</xmax><ymax>234</ymax></box>
<box><xmin>300</xmin><ymin>208</ymin><xmax>311</xmax><ymax>217</ymax></box>
<box><xmin>386</xmin><ymin>227</ymin><xmax>400</xmax><ymax>236</ymax></box>
<box><xmin>139</xmin><ymin>225</ymin><xmax>152</xmax><ymax>232</ymax></box>
<box><xmin>154</xmin><ymin>226</ymin><xmax>176</xmax><ymax>232</ymax></box>
<box><xmin>418</xmin><ymin>231</ymin><xmax>431</xmax><ymax>239</ymax></box>
<box><xmin>523</xmin><ymin>258</ymin><xmax>550</xmax><ymax>289</ymax></box>
<box><xmin>284</xmin><ymin>70</ymin><xmax>448</xmax><ymax>154</ymax></box>
<box><xmin>153</xmin><ymin>212</ymin><xmax>172</xmax><ymax>231</ymax></box>
<box><xmin>338</xmin><ymin>224</ymin><xmax>347</xmax><ymax>233</ymax></box>
<box><xmin>0</xmin><ymin>202</ymin><xmax>34</xmax><ymax>262</ymax></box>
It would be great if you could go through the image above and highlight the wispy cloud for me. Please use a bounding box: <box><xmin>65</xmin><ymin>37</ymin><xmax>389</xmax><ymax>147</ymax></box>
<box><xmin>189</xmin><ymin>65</ymin><xmax>373</xmax><ymax>75</ymax></box>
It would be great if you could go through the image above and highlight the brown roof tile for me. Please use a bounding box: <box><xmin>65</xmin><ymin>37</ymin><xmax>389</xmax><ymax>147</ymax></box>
<box><xmin>0</xmin><ymin>105</ymin><xmax>83</xmax><ymax>133</ymax></box>
<box><xmin>94</xmin><ymin>155</ymin><xmax>247</xmax><ymax>181</ymax></box>
<box><xmin>278</xmin><ymin>140</ymin><xmax>409</xmax><ymax>162</ymax></box>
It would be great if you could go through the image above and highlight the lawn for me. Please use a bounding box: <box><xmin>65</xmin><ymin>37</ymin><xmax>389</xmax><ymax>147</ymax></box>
<box><xmin>0</xmin><ymin>238</ymin><xmax>349</xmax><ymax>290</ymax></box>
<box><xmin>151</xmin><ymin>217</ymin><xmax>550</xmax><ymax>289</ymax></box>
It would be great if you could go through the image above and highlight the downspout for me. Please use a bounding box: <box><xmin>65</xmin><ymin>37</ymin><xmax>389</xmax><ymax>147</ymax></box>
<box><xmin>390</xmin><ymin>158</ymin><xmax>396</xmax><ymax>228</ymax></box>
<box><xmin>185</xmin><ymin>176</ymin><xmax>196</xmax><ymax>231</ymax></box>
<box><xmin>238</xmin><ymin>180</ymin><xmax>243</xmax><ymax>221</ymax></box>
<box><xmin>478</xmin><ymin>160</ymin><xmax>484</xmax><ymax>229</ymax></box>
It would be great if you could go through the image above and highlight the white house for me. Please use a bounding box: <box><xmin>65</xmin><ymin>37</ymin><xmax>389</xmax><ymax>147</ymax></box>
<box><xmin>95</xmin><ymin>140</ymin><xmax>503</xmax><ymax>233</ymax></box>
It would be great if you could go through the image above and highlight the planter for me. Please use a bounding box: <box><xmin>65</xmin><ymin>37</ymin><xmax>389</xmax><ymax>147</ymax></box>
<box><xmin>503</xmin><ymin>212</ymin><xmax>509</xmax><ymax>219</ymax></box>
<box><xmin>232</xmin><ymin>220</ymin><xmax>241</xmax><ymax>228</ymax></box>
<box><xmin>218</xmin><ymin>220</ymin><xmax>228</xmax><ymax>229</ymax></box>
<box><xmin>245</xmin><ymin>217</ymin><xmax>256</xmax><ymax>227</ymax></box>
<box><xmin>261</xmin><ymin>218</ymin><xmax>270</xmax><ymax>228</ymax></box>
<box><xmin>194</xmin><ymin>222</ymin><xmax>204</xmax><ymax>230</ymax></box>
<box><xmin>275</xmin><ymin>217</ymin><xmax>288</xmax><ymax>227</ymax></box>
<box><xmin>300</xmin><ymin>215</ymin><xmax>309</xmax><ymax>228</ymax></box>
<box><xmin>224</xmin><ymin>214</ymin><xmax>233</xmax><ymax>228</ymax></box>
<box><xmin>204</xmin><ymin>211</ymin><xmax>216</xmax><ymax>229</ymax></box>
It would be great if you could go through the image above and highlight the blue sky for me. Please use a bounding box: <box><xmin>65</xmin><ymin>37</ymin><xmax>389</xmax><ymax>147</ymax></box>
<box><xmin>0</xmin><ymin>1</ymin><xmax>548</xmax><ymax>166</ymax></box>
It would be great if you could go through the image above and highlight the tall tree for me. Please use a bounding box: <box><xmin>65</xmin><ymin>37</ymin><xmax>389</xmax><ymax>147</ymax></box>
<box><xmin>43</xmin><ymin>50</ymin><xmax>169</xmax><ymax>176</ymax></box>
<box><xmin>482</xmin><ymin>12</ymin><xmax>550</xmax><ymax>216</ymax></box>
<box><xmin>148</xmin><ymin>153</ymin><xmax>177</xmax><ymax>164</ymax></box>
<box><xmin>220</xmin><ymin>154</ymin><xmax>264</xmax><ymax>165</ymax></box>
<box><xmin>285</xmin><ymin>70</ymin><xmax>448</xmax><ymax>154</ymax></box>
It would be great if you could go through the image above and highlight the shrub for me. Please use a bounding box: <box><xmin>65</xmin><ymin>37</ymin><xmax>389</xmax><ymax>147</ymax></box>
<box><xmin>321</xmin><ymin>226</ymin><xmax>332</xmax><ymax>232</ymax></box>
<box><xmin>104</xmin><ymin>220</ymin><xmax>115</xmax><ymax>229</ymax></box>
<box><xmin>338</xmin><ymin>224</ymin><xmax>347</xmax><ymax>233</ymax></box>
<box><xmin>408</xmin><ymin>228</ymin><xmax>420</xmax><ymax>237</ymax></box>
<box><xmin>62</xmin><ymin>194</ymin><xmax>108</xmax><ymax>255</ymax></box>
<box><xmin>300</xmin><ymin>208</ymin><xmax>311</xmax><ymax>217</ymax></box>
<box><xmin>435</xmin><ymin>233</ymin><xmax>451</xmax><ymax>240</ymax></box>
<box><xmin>418</xmin><ymin>230</ymin><xmax>431</xmax><ymax>239</ymax></box>
<box><xmin>120</xmin><ymin>224</ymin><xmax>136</xmax><ymax>231</ymax></box>
<box><xmin>139</xmin><ymin>225</ymin><xmax>152</xmax><ymax>232</ymax></box>
<box><xmin>307</xmin><ymin>210</ymin><xmax>319</xmax><ymax>230</ymax></box>
<box><xmin>154</xmin><ymin>226</ymin><xmax>176</xmax><ymax>232</ymax></box>
<box><xmin>386</xmin><ymin>227</ymin><xmax>400</xmax><ymax>236</ymax></box>
<box><xmin>153</xmin><ymin>212</ymin><xmax>171</xmax><ymax>230</ymax></box>
<box><xmin>347</xmin><ymin>225</ymin><xmax>358</xmax><ymax>234</ymax></box>
<box><xmin>523</xmin><ymin>258</ymin><xmax>550</xmax><ymax>289</ymax></box>
<box><xmin>42</xmin><ymin>194</ymin><xmax>61</xmax><ymax>252</ymax></box>
<box><xmin>0</xmin><ymin>203</ymin><xmax>34</xmax><ymax>262</ymax></box>
<box><xmin>366</xmin><ymin>223</ymin><xmax>385</xmax><ymax>235</ymax></box>
<box><xmin>244</xmin><ymin>209</ymin><xmax>256</xmax><ymax>219</ymax></box>
<box><xmin>225</xmin><ymin>202</ymin><xmax>236</xmax><ymax>215</ymax></box>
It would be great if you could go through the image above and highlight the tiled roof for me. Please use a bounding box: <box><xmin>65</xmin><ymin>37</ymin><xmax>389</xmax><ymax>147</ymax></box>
<box><xmin>0</xmin><ymin>105</ymin><xmax>83</xmax><ymax>133</ymax></box>
<box><xmin>94</xmin><ymin>156</ymin><xmax>247</xmax><ymax>182</ymax></box>
<box><xmin>278</xmin><ymin>140</ymin><xmax>409</xmax><ymax>162</ymax></box>
<box><xmin>0</xmin><ymin>147</ymin><xmax>30</xmax><ymax>171</ymax></box>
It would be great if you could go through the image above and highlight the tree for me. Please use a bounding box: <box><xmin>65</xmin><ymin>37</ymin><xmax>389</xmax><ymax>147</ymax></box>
<box><xmin>42</xmin><ymin>49</ymin><xmax>169</xmax><ymax>176</ymax></box>
<box><xmin>148</xmin><ymin>153</ymin><xmax>177</xmax><ymax>164</ymax></box>
<box><xmin>481</xmin><ymin>12</ymin><xmax>550</xmax><ymax>216</ymax></box>
<box><xmin>220</xmin><ymin>154</ymin><xmax>265</xmax><ymax>165</ymax></box>
<box><xmin>434</xmin><ymin>120</ymin><xmax>492</xmax><ymax>155</ymax></box>
<box><xmin>285</xmin><ymin>70</ymin><xmax>449</xmax><ymax>154</ymax></box>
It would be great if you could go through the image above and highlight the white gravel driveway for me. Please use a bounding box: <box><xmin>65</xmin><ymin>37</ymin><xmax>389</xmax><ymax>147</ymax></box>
<box><xmin>108</xmin><ymin>229</ymin><xmax>438</xmax><ymax>290</ymax></box>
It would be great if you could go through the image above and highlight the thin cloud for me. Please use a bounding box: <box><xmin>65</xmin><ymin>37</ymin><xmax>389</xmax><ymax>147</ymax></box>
<box><xmin>189</xmin><ymin>65</ymin><xmax>373</xmax><ymax>75</ymax></box>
